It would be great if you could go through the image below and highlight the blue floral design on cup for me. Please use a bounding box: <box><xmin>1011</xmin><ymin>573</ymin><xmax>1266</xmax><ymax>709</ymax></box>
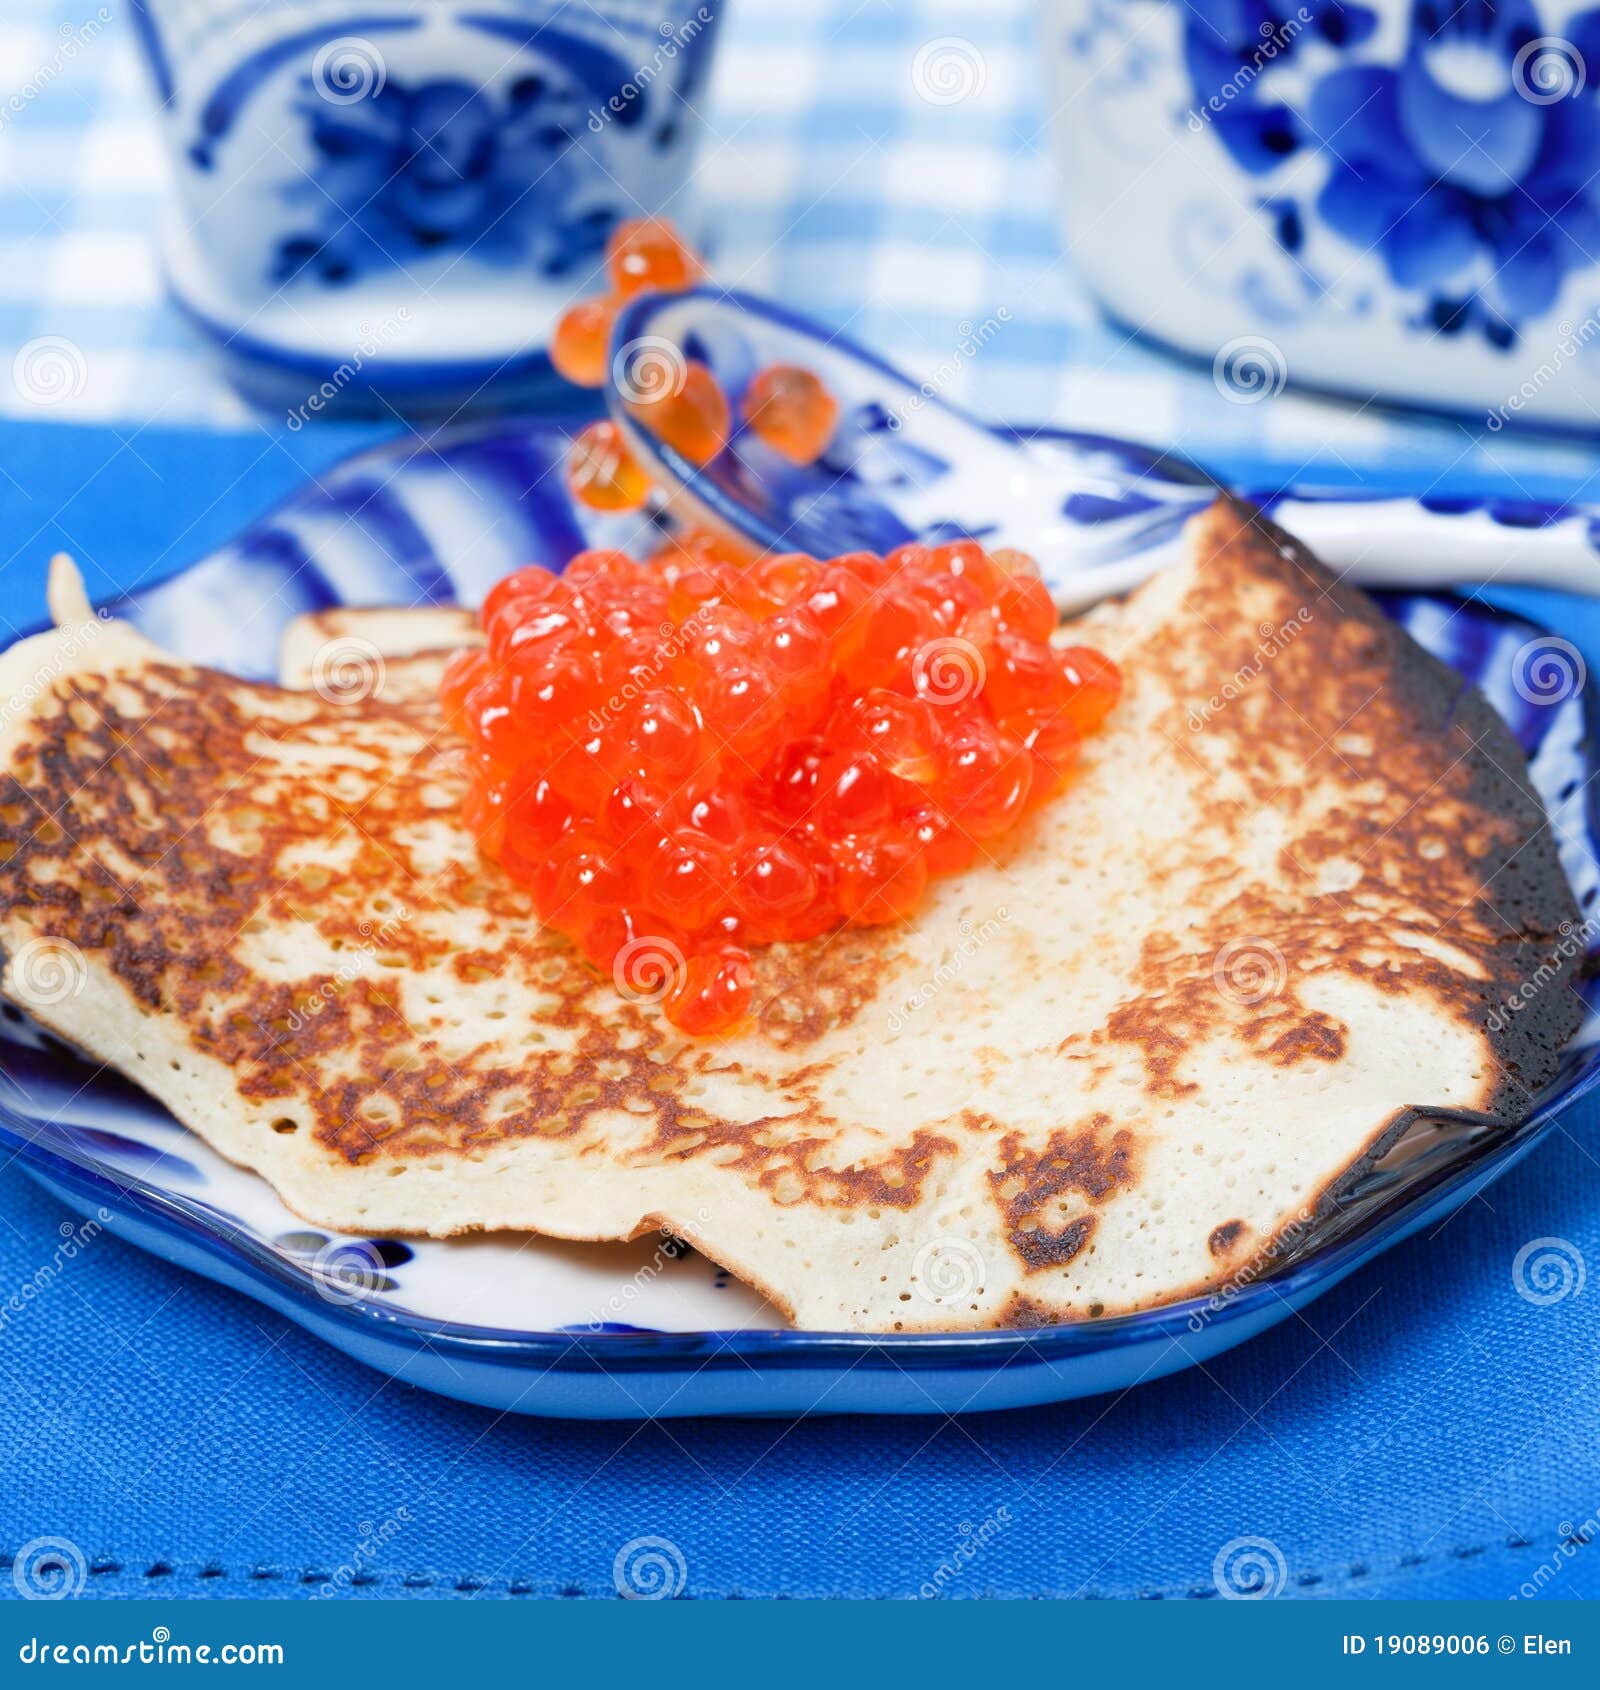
<box><xmin>1171</xmin><ymin>0</ymin><xmax>1600</xmax><ymax>345</ymax></box>
<box><xmin>1180</xmin><ymin>1</ymin><xmax>1380</xmax><ymax>172</ymax></box>
<box><xmin>278</xmin><ymin>69</ymin><xmax>607</xmax><ymax>285</ymax></box>
<box><xmin>125</xmin><ymin>2</ymin><xmax>724</xmax><ymax>409</ymax></box>
<box><xmin>1311</xmin><ymin>2</ymin><xmax>1600</xmax><ymax>342</ymax></box>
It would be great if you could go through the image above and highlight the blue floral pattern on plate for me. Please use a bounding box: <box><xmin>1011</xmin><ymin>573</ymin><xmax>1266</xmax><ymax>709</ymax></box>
<box><xmin>0</xmin><ymin>416</ymin><xmax>1597</xmax><ymax>1418</ymax></box>
<box><xmin>610</xmin><ymin>285</ymin><xmax>1600</xmax><ymax>606</ymax></box>
<box><xmin>610</xmin><ymin>287</ymin><xmax>1223</xmax><ymax>602</ymax></box>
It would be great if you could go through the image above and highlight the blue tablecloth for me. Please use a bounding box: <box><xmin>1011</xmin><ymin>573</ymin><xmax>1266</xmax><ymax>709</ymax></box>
<box><xmin>0</xmin><ymin>0</ymin><xmax>1598</xmax><ymax>1602</ymax></box>
<box><xmin>1</xmin><ymin>1111</ymin><xmax>1596</xmax><ymax>1602</ymax></box>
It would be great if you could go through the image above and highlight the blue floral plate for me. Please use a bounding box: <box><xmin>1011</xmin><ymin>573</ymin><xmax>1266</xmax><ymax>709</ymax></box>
<box><xmin>1</xmin><ymin>415</ymin><xmax>1597</xmax><ymax>1419</ymax></box>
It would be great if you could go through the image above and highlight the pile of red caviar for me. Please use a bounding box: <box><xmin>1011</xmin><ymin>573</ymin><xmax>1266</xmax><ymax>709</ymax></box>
<box><xmin>552</xmin><ymin>217</ymin><xmax>840</xmax><ymax>509</ymax></box>
<box><xmin>441</xmin><ymin>539</ymin><xmax>1122</xmax><ymax>1035</ymax></box>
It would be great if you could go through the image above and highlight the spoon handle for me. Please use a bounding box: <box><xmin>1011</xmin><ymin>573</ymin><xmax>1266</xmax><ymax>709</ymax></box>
<box><xmin>1275</xmin><ymin>497</ymin><xmax>1600</xmax><ymax>598</ymax></box>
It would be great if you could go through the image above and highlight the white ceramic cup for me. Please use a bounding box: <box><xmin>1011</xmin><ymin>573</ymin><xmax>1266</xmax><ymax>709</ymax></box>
<box><xmin>128</xmin><ymin>0</ymin><xmax>724</xmax><ymax>411</ymax></box>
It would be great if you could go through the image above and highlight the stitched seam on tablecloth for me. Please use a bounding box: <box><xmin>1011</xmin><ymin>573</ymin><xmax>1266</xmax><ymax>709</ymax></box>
<box><xmin>2</xmin><ymin>1528</ymin><xmax>1589</xmax><ymax>1599</ymax></box>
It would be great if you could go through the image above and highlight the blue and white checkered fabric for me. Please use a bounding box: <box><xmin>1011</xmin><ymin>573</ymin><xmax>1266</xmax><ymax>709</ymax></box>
<box><xmin>0</xmin><ymin>0</ymin><xmax>1596</xmax><ymax>494</ymax></box>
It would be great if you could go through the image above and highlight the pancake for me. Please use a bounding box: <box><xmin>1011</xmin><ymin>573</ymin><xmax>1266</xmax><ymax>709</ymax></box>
<box><xmin>276</xmin><ymin>605</ymin><xmax>479</xmax><ymax>707</ymax></box>
<box><xmin>0</xmin><ymin>501</ymin><xmax>1582</xmax><ymax>1330</ymax></box>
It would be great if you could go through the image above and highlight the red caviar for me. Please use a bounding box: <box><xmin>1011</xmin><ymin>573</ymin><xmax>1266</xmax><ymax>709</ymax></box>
<box><xmin>550</xmin><ymin>218</ymin><xmax>703</xmax><ymax>398</ymax></box>
<box><xmin>550</xmin><ymin>296</ymin><xmax>617</xmax><ymax>387</ymax></box>
<box><xmin>629</xmin><ymin>359</ymin><xmax>731</xmax><ymax>465</ymax></box>
<box><xmin>552</xmin><ymin>217</ymin><xmax>840</xmax><ymax>490</ymax></box>
<box><xmin>444</xmin><ymin>540</ymin><xmax>1122</xmax><ymax>1036</ymax></box>
<box><xmin>743</xmin><ymin>364</ymin><xmax>839</xmax><ymax>464</ymax></box>
<box><xmin>566</xmin><ymin>420</ymin><xmax>651</xmax><ymax>511</ymax></box>
<box><xmin>607</xmin><ymin>216</ymin><xmax>702</xmax><ymax>298</ymax></box>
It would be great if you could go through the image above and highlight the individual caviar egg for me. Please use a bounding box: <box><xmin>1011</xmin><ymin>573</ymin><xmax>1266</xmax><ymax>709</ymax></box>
<box><xmin>607</xmin><ymin>217</ymin><xmax>702</xmax><ymax>298</ymax></box>
<box><xmin>628</xmin><ymin>361</ymin><xmax>731</xmax><ymax>466</ymax></box>
<box><xmin>743</xmin><ymin>364</ymin><xmax>839</xmax><ymax>464</ymax></box>
<box><xmin>550</xmin><ymin>297</ymin><xmax>618</xmax><ymax>388</ymax></box>
<box><xmin>566</xmin><ymin>420</ymin><xmax>651</xmax><ymax>511</ymax></box>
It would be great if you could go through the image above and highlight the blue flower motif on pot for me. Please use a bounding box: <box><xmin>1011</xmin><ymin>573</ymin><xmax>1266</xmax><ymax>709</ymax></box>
<box><xmin>274</xmin><ymin>35</ymin><xmax>648</xmax><ymax>287</ymax></box>
<box><xmin>1308</xmin><ymin>1</ymin><xmax>1600</xmax><ymax>343</ymax></box>
<box><xmin>1174</xmin><ymin>0</ymin><xmax>1600</xmax><ymax>346</ymax></box>
<box><xmin>1180</xmin><ymin>1</ymin><xmax>1379</xmax><ymax>171</ymax></box>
